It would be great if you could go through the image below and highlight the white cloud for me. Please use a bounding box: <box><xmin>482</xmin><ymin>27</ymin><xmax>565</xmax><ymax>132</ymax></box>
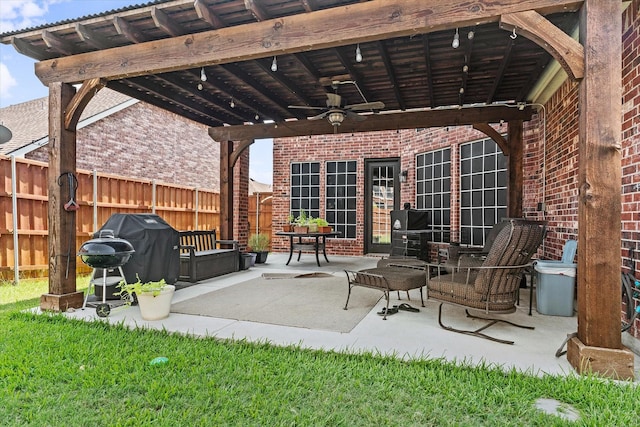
<box><xmin>0</xmin><ymin>63</ymin><xmax>18</xmax><ymax>100</ymax></box>
<box><xmin>0</xmin><ymin>0</ymin><xmax>62</xmax><ymax>33</ymax></box>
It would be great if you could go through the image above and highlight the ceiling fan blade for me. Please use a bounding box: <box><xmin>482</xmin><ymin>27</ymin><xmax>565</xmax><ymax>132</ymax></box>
<box><xmin>344</xmin><ymin>101</ymin><xmax>385</xmax><ymax>111</ymax></box>
<box><xmin>308</xmin><ymin>111</ymin><xmax>330</xmax><ymax>120</ymax></box>
<box><xmin>288</xmin><ymin>105</ymin><xmax>326</xmax><ymax>110</ymax></box>
<box><xmin>326</xmin><ymin>93</ymin><xmax>342</xmax><ymax>108</ymax></box>
<box><xmin>345</xmin><ymin>110</ymin><xmax>367</xmax><ymax>121</ymax></box>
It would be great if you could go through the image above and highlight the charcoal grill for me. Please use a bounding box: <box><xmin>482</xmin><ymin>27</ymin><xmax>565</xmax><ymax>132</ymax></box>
<box><xmin>78</xmin><ymin>230</ymin><xmax>135</xmax><ymax>317</ymax></box>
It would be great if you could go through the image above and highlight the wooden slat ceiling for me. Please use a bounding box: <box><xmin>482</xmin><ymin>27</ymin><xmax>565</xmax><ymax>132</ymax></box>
<box><xmin>0</xmin><ymin>0</ymin><xmax>580</xmax><ymax>129</ymax></box>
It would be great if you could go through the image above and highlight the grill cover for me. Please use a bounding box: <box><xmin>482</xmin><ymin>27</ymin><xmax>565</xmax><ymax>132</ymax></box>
<box><xmin>96</xmin><ymin>214</ymin><xmax>179</xmax><ymax>284</ymax></box>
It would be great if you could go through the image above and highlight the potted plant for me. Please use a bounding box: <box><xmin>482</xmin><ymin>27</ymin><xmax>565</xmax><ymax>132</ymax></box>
<box><xmin>314</xmin><ymin>218</ymin><xmax>332</xmax><ymax>233</ymax></box>
<box><xmin>116</xmin><ymin>276</ymin><xmax>175</xmax><ymax>321</ymax></box>
<box><xmin>293</xmin><ymin>210</ymin><xmax>309</xmax><ymax>234</ymax></box>
<box><xmin>248</xmin><ymin>233</ymin><xmax>270</xmax><ymax>263</ymax></box>
<box><xmin>283</xmin><ymin>213</ymin><xmax>295</xmax><ymax>232</ymax></box>
<box><xmin>307</xmin><ymin>215</ymin><xmax>318</xmax><ymax>233</ymax></box>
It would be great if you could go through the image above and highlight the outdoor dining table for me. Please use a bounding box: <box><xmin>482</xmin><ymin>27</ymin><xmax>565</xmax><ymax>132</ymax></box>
<box><xmin>276</xmin><ymin>230</ymin><xmax>342</xmax><ymax>267</ymax></box>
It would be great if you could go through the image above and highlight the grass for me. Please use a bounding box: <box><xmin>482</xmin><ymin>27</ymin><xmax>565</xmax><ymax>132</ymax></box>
<box><xmin>1</xmin><ymin>279</ymin><xmax>639</xmax><ymax>426</ymax></box>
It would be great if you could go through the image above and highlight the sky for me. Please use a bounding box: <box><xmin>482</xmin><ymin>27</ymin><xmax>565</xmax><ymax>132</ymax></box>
<box><xmin>0</xmin><ymin>0</ymin><xmax>273</xmax><ymax>184</ymax></box>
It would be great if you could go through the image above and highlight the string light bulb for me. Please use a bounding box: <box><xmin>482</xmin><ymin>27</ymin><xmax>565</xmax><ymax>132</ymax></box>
<box><xmin>197</xmin><ymin>83</ymin><xmax>203</xmax><ymax>90</ymax></box>
<box><xmin>452</xmin><ymin>28</ymin><xmax>460</xmax><ymax>49</ymax></box>
<box><xmin>355</xmin><ymin>44</ymin><xmax>362</xmax><ymax>63</ymax></box>
<box><xmin>255</xmin><ymin>113</ymin><xmax>259</xmax><ymax>121</ymax></box>
<box><xmin>271</xmin><ymin>56</ymin><xmax>278</xmax><ymax>72</ymax></box>
<box><xmin>230</xmin><ymin>98</ymin><xmax>235</xmax><ymax>108</ymax></box>
<box><xmin>200</xmin><ymin>67</ymin><xmax>207</xmax><ymax>82</ymax></box>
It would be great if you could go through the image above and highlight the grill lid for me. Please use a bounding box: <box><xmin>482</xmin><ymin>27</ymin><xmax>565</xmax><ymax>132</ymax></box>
<box><xmin>78</xmin><ymin>230</ymin><xmax>135</xmax><ymax>268</ymax></box>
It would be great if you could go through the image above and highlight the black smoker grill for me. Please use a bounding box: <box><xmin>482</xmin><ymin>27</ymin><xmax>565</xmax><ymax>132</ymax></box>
<box><xmin>389</xmin><ymin>209</ymin><xmax>432</xmax><ymax>261</ymax></box>
<box><xmin>78</xmin><ymin>230</ymin><xmax>135</xmax><ymax>317</ymax></box>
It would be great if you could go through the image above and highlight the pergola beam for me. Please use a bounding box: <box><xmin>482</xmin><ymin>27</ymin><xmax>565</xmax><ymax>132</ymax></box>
<box><xmin>208</xmin><ymin>105</ymin><xmax>533</xmax><ymax>141</ymax></box>
<box><xmin>34</xmin><ymin>0</ymin><xmax>583</xmax><ymax>85</ymax></box>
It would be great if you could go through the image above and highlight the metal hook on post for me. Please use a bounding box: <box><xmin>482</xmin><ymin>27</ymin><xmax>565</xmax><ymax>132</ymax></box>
<box><xmin>510</xmin><ymin>28</ymin><xmax>517</xmax><ymax>40</ymax></box>
<box><xmin>58</xmin><ymin>172</ymin><xmax>79</xmax><ymax>212</ymax></box>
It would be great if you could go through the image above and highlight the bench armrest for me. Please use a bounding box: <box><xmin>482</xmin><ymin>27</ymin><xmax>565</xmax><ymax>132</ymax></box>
<box><xmin>179</xmin><ymin>244</ymin><xmax>197</xmax><ymax>255</ymax></box>
<box><xmin>216</xmin><ymin>239</ymin><xmax>239</xmax><ymax>250</ymax></box>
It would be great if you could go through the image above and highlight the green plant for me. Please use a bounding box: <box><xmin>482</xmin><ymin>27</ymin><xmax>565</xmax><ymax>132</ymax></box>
<box><xmin>116</xmin><ymin>275</ymin><xmax>167</xmax><ymax>302</ymax></box>
<box><xmin>287</xmin><ymin>213</ymin><xmax>295</xmax><ymax>224</ymax></box>
<box><xmin>294</xmin><ymin>209</ymin><xmax>308</xmax><ymax>226</ymax></box>
<box><xmin>248</xmin><ymin>233</ymin><xmax>270</xmax><ymax>252</ymax></box>
<box><xmin>311</xmin><ymin>217</ymin><xmax>329</xmax><ymax>227</ymax></box>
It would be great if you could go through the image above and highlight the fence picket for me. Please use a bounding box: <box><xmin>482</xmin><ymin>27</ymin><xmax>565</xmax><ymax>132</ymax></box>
<box><xmin>0</xmin><ymin>156</ymin><xmax>271</xmax><ymax>280</ymax></box>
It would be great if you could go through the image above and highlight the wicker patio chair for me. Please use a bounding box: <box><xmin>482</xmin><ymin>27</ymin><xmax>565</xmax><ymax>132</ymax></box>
<box><xmin>426</xmin><ymin>218</ymin><xmax>547</xmax><ymax>344</ymax></box>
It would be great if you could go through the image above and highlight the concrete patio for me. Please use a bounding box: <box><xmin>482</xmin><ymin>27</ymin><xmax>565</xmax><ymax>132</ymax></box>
<box><xmin>66</xmin><ymin>253</ymin><xmax>639</xmax><ymax>380</ymax></box>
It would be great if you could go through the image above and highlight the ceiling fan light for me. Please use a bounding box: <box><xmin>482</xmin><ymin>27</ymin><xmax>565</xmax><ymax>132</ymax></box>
<box><xmin>328</xmin><ymin>111</ymin><xmax>344</xmax><ymax>126</ymax></box>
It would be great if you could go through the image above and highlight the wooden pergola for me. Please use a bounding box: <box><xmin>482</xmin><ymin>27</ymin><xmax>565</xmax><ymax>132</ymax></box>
<box><xmin>1</xmin><ymin>0</ymin><xmax>632</xmax><ymax>378</ymax></box>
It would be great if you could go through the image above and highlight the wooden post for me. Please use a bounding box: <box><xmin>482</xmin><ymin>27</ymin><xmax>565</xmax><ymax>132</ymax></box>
<box><xmin>219</xmin><ymin>140</ymin><xmax>233</xmax><ymax>241</ymax></box>
<box><xmin>567</xmin><ymin>0</ymin><xmax>634</xmax><ymax>380</ymax></box>
<box><xmin>507</xmin><ymin>120</ymin><xmax>523</xmax><ymax>218</ymax></box>
<box><xmin>41</xmin><ymin>82</ymin><xmax>84</xmax><ymax>311</ymax></box>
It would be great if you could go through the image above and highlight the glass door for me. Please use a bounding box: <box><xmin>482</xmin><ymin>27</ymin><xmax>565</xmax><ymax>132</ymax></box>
<box><xmin>365</xmin><ymin>159</ymin><xmax>400</xmax><ymax>254</ymax></box>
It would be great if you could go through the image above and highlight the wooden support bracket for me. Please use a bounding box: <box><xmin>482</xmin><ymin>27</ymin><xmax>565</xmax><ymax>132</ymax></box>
<box><xmin>500</xmin><ymin>10</ymin><xmax>584</xmax><ymax>81</ymax></box>
<box><xmin>64</xmin><ymin>78</ymin><xmax>107</xmax><ymax>130</ymax></box>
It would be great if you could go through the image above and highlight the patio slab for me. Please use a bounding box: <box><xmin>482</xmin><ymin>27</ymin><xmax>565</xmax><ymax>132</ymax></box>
<box><xmin>65</xmin><ymin>253</ymin><xmax>639</xmax><ymax>380</ymax></box>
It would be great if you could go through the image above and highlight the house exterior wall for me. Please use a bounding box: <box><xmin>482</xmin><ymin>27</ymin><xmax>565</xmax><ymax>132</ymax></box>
<box><xmin>272</xmin><ymin>131</ymin><xmax>403</xmax><ymax>255</ymax></box>
<box><xmin>272</xmin><ymin>3</ymin><xmax>639</xmax><ymax>268</ymax></box>
<box><xmin>622</xmin><ymin>2</ymin><xmax>640</xmax><ymax>272</ymax></box>
<box><xmin>27</xmin><ymin>101</ymin><xmax>220</xmax><ymax>191</ymax></box>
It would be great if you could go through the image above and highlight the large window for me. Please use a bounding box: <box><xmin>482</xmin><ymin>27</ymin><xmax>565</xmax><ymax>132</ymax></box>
<box><xmin>459</xmin><ymin>138</ymin><xmax>507</xmax><ymax>246</ymax></box>
<box><xmin>326</xmin><ymin>160</ymin><xmax>357</xmax><ymax>239</ymax></box>
<box><xmin>290</xmin><ymin>162</ymin><xmax>320</xmax><ymax>219</ymax></box>
<box><xmin>416</xmin><ymin>148</ymin><xmax>451</xmax><ymax>242</ymax></box>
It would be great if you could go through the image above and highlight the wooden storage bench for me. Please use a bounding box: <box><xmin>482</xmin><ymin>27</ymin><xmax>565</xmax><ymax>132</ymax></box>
<box><xmin>179</xmin><ymin>230</ymin><xmax>239</xmax><ymax>282</ymax></box>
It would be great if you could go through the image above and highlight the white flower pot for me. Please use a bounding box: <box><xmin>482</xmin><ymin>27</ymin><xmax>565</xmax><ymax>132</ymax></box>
<box><xmin>137</xmin><ymin>285</ymin><xmax>175</xmax><ymax>321</ymax></box>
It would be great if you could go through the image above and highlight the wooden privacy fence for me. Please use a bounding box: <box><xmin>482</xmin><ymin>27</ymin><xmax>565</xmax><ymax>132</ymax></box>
<box><xmin>0</xmin><ymin>156</ymin><xmax>272</xmax><ymax>281</ymax></box>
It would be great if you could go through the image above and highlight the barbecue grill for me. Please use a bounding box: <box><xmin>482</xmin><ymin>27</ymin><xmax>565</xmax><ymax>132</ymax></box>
<box><xmin>78</xmin><ymin>230</ymin><xmax>134</xmax><ymax>317</ymax></box>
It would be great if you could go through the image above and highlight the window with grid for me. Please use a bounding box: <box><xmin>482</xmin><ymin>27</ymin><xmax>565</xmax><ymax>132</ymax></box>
<box><xmin>325</xmin><ymin>160</ymin><xmax>357</xmax><ymax>239</ymax></box>
<box><xmin>290</xmin><ymin>162</ymin><xmax>320</xmax><ymax>219</ymax></box>
<box><xmin>416</xmin><ymin>148</ymin><xmax>451</xmax><ymax>242</ymax></box>
<box><xmin>459</xmin><ymin>138</ymin><xmax>507</xmax><ymax>246</ymax></box>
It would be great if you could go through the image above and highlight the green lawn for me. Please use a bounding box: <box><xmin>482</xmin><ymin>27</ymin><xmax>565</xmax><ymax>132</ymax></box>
<box><xmin>1</xmin><ymin>279</ymin><xmax>638</xmax><ymax>426</ymax></box>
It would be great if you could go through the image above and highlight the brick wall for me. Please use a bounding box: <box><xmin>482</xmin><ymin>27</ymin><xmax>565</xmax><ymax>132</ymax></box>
<box><xmin>27</xmin><ymin>101</ymin><xmax>220</xmax><ymax>191</ymax></box>
<box><xmin>273</xmin><ymin>131</ymin><xmax>402</xmax><ymax>255</ymax></box>
<box><xmin>622</xmin><ymin>1</ymin><xmax>640</xmax><ymax>272</ymax></box>
<box><xmin>273</xmin><ymin>125</ymin><xmax>517</xmax><ymax>256</ymax></box>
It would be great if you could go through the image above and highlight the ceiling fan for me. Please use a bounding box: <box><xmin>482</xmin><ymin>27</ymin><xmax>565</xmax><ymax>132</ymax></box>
<box><xmin>289</xmin><ymin>81</ymin><xmax>385</xmax><ymax>132</ymax></box>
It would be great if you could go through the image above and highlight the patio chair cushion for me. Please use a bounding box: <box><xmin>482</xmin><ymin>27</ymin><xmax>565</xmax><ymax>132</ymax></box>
<box><xmin>358</xmin><ymin>265</ymin><xmax>425</xmax><ymax>292</ymax></box>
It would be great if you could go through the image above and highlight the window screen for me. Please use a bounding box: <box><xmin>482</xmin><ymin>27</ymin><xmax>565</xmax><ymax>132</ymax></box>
<box><xmin>325</xmin><ymin>160</ymin><xmax>357</xmax><ymax>239</ymax></box>
<box><xmin>459</xmin><ymin>138</ymin><xmax>507</xmax><ymax>246</ymax></box>
<box><xmin>290</xmin><ymin>162</ymin><xmax>320</xmax><ymax>219</ymax></box>
<box><xmin>416</xmin><ymin>148</ymin><xmax>451</xmax><ymax>242</ymax></box>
